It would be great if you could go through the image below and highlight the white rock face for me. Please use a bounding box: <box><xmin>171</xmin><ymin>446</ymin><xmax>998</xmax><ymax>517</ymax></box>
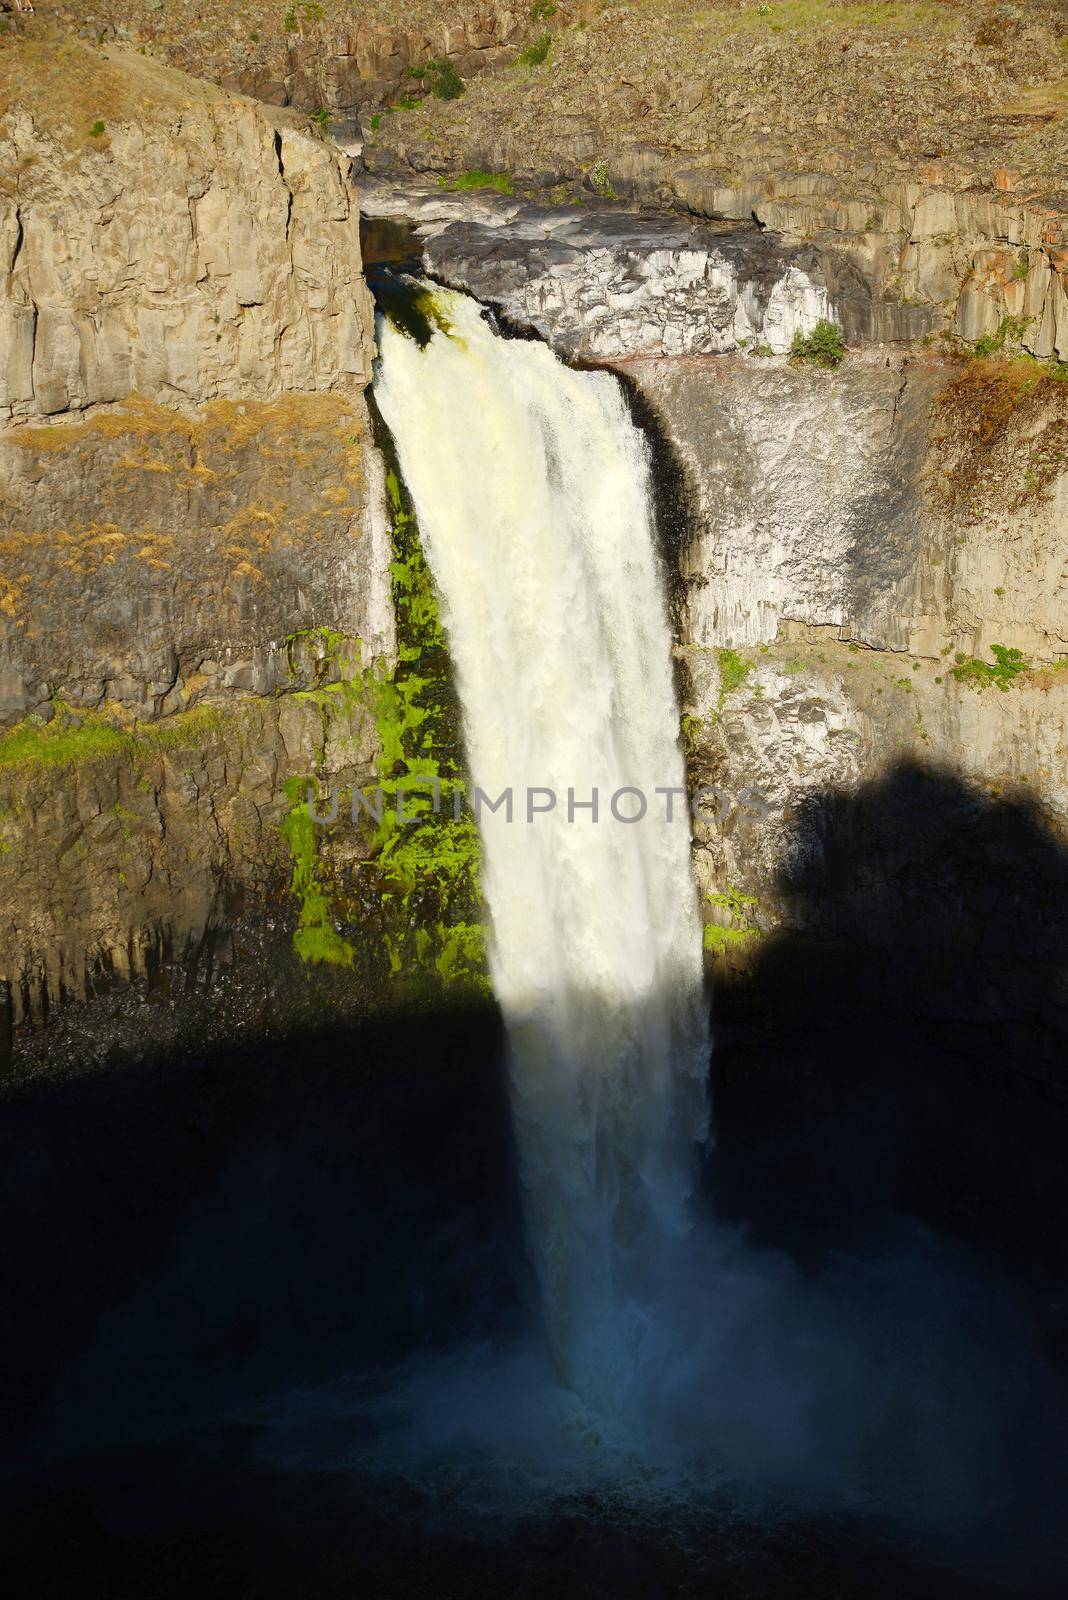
<box><xmin>626</xmin><ymin>359</ymin><xmax>1068</xmax><ymax>664</ymax></box>
<box><xmin>694</xmin><ymin>652</ymin><xmax>1064</xmax><ymax>895</ymax></box>
<box><xmin>494</xmin><ymin>242</ymin><xmax>833</xmax><ymax>359</ymax></box>
<box><xmin>362</xmin><ymin>183</ymin><xmax>841</xmax><ymax>360</ymax></box>
<box><xmin>686</xmin><ymin>649</ymin><xmax>876</xmax><ymax>901</ymax></box>
<box><xmin>759</xmin><ymin>265</ymin><xmax>834</xmax><ymax>355</ymax></box>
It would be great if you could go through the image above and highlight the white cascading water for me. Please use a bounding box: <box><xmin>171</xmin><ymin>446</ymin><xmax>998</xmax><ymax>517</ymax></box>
<box><xmin>375</xmin><ymin>284</ymin><xmax>709</xmax><ymax>1422</ymax></box>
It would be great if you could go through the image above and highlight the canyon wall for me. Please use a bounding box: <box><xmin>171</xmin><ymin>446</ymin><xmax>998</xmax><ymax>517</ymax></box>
<box><xmin>2</xmin><ymin>16</ymin><xmax>1066</xmax><ymax>1097</ymax></box>
<box><xmin>0</xmin><ymin>46</ymin><xmax>374</xmax><ymax>422</ymax></box>
<box><xmin>42</xmin><ymin>1</ymin><xmax>579</xmax><ymax>118</ymax></box>
<box><xmin>412</xmin><ymin>178</ymin><xmax>1068</xmax><ymax>1090</ymax></box>
<box><xmin>624</xmin><ymin>356</ymin><xmax>1068</xmax><ymax>1090</ymax></box>
<box><xmin>0</xmin><ymin>38</ymin><xmax>391</xmax><ymax>1061</ymax></box>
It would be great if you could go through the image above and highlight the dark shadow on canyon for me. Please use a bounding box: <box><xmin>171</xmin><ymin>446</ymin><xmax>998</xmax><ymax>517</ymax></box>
<box><xmin>613</xmin><ymin>366</ymin><xmax>696</xmax><ymax>640</ymax></box>
<box><xmin>0</xmin><ymin>1001</ymin><xmax>522</xmax><ymax>1454</ymax></box>
<box><xmin>709</xmin><ymin>757</ymin><xmax>1068</xmax><ymax>1279</ymax></box>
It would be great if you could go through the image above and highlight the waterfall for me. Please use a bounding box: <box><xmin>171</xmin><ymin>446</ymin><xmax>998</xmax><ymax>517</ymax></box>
<box><xmin>375</xmin><ymin>284</ymin><xmax>709</xmax><ymax>1418</ymax></box>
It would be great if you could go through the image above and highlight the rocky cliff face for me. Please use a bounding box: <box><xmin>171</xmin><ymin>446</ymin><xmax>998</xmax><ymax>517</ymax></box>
<box><xmin>3</xmin><ymin>47</ymin><xmax>1066</xmax><ymax>1100</ymax></box>
<box><xmin>0</xmin><ymin>36</ymin><xmax>390</xmax><ymax>1066</ymax></box>
<box><xmin>383</xmin><ymin>181</ymin><xmax>1068</xmax><ymax>1090</ymax></box>
<box><xmin>0</xmin><ymin>396</ymin><xmax>393</xmax><ymax>723</ymax></box>
<box><xmin>0</xmin><ymin>691</ymin><xmax>382</xmax><ymax>1033</ymax></box>
<box><xmin>42</xmin><ymin>0</ymin><xmax>574</xmax><ymax>118</ymax></box>
<box><xmin>364</xmin><ymin>181</ymin><xmax>932</xmax><ymax>354</ymax></box>
<box><xmin>41</xmin><ymin>4</ymin><xmax>1068</xmax><ymax>361</ymax></box>
<box><xmin>0</xmin><ymin>41</ymin><xmax>374</xmax><ymax>421</ymax></box>
<box><xmin>684</xmin><ymin>635</ymin><xmax>1068</xmax><ymax>1093</ymax></box>
<box><xmin>629</xmin><ymin>357</ymin><xmax>1068</xmax><ymax>663</ymax></box>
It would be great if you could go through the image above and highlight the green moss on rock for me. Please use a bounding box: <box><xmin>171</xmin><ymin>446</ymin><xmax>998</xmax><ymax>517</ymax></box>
<box><xmin>703</xmin><ymin>883</ymin><xmax>760</xmax><ymax>958</ymax></box>
<box><xmin>368</xmin><ymin>462</ymin><xmax>489</xmax><ymax>1000</ymax></box>
<box><xmin>0</xmin><ymin>701</ymin><xmax>225</xmax><ymax>775</ymax></box>
<box><xmin>282</xmin><ymin>774</ymin><xmax>356</xmax><ymax>968</ymax></box>
<box><xmin>715</xmin><ymin>647</ymin><xmax>755</xmax><ymax>712</ymax></box>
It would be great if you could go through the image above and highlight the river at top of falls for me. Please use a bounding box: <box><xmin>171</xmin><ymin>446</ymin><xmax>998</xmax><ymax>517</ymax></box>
<box><xmin>374</xmin><ymin>282</ymin><xmax>710</xmax><ymax>1422</ymax></box>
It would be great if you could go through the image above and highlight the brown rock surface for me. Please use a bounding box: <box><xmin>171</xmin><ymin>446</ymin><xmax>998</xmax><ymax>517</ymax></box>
<box><xmin>0</xmin><ymin>395</ymin><xmax>394</xmax><ymax>722</ymax></box>
<box><xmin>34</xmin><ymin>0</ymin><xmax>559</xmax><ymax>115</ymax></box>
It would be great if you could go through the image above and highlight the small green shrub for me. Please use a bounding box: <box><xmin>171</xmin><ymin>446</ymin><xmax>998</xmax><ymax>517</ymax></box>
<box><xmin>430</xmin><ymin>59</ymin><xmax>465</xmax><ymax>99</ymax></box>
<box><xmin>1011</xmin><ymin>260</ymin><xmax>1030</xmax><ymax>282</ymax></box>
<box><xmin>408</xmin><ymin>57</ymin><xmax>465</xmax><ymax>99</ymax></box>
<box><xmin>88</xmin><ymin>120</ymin><xmax>106</xmax><ymax>137</ymax></box>
<box><xmin>284</xmin><ymin>1</ymin><xmax>322</xmax><ymax>28</ymax></box>
<box><xmin>516</xmin><ymin>33</ymin><xmax>552</xmax><ymax>66</ymax></box>
<box><xmin>589</xmin><ymin>160</ymin><xmax>616</xmax><ymax>199</ymax></box>
<box><xmin>308</xmin><ymin>107</ymin><xmax>330</xmax><ymax>134</ymax></box>
<box><xmin>790</xmin><ymin>318</ymin><xmax>846</xmax><ymax>368</ymax></box>
<box><xmin>369</xmin><ymin>112</ymin><xmax>382</xmax><ymax>132</ymax></box>
<box><xmin>530</xmin><ymin>1</ymin><xmax>556</xmax><ymax>18</ymax></box>
<box><xmin>439</xmin><ymin>169</ymin><xmax>515</xmax><ymax>195</ymax></box>
<box><xmin>951</xmin><ymin>643</ymin><xmax>1030</xmax><ymax>692</ymax></box>
<box><xmin>974</xmin><ymin>314</ymin><xmax>1031</xmax><ymax>358</ymax></box>
<box><xmin>716</xmin><ymin>647</ymin><xmax>754</xmax><ymax>710</ymax></box>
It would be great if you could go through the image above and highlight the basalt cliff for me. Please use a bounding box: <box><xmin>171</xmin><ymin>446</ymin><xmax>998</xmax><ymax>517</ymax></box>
<box><xmin>0</xmin><ymin>34</ymin><xmax>393</xmax><ymax>1065</ymax></box>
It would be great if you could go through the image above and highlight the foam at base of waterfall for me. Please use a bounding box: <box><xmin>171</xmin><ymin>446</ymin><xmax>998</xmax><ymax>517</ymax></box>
<box><xmin>251</xmin><ymin>1212</ymin><xmax>1053</xmax><ymax>1570</ymax></box>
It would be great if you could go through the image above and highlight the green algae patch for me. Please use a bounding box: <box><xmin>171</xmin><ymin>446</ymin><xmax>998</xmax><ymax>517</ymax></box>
<box><xmin>0</xmin><ymin>701</ymin><xmax>226</xmax><ymax>775</ymax></box>
<box><xmin>367</xmin><ymin>454</ymin><xmax>489</xmax><ymax>1001</ymax></box>
<box><xmin>282</xmin><ymin>774</ymin><xmax>355</xmax><ymax>969</ymax></box>
<box><xmin>285</xmin><ymin>626</ymin><xmax>363</xmax><ymax>682</ymax></box>
<box><xmin>438</xmin><ymin>169</ymin><xmax>515</xmax><ymax>195</ymax></box>
<box><xmin>378</xmin><ymin>280</ymin><xmax>455</xmax><ymax>350</ymax></box>
<box><xmin>0</xmin><ymin>715</ymin><xmax>131</xmax><ymax>772</ymax></box>
<box><xmin>703</xmin><ymin>923</ymin><xmax>757</xmax><ymax>955</ymax></box>
<box><xmin>273</xmin><ymin>428</ymin><xmax>489</xmax><ymax>997</ymax></box>
<box><xmin>715</xmin><ymin>647</ymin><xmax>755</xmax><ymax>712</ymax></box>
<box><xmin>703</xmin><ymin>884</ymin><xmax>760</xmax><ymax>958</ymax></box>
